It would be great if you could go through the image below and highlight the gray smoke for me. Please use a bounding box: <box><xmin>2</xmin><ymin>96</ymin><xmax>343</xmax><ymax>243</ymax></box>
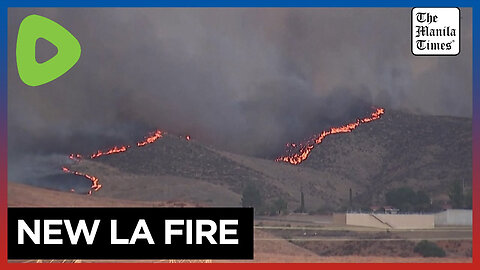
<box><xmin>8</xmin><ymin>8</ymin><xmax>472</xmax><ymax>169</ymax></box>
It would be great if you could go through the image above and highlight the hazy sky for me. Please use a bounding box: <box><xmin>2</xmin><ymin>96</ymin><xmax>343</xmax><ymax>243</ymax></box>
<box><xmin>8</xmin><ymin>8</ymin><xmax>472</xmax><ymax>160</ymax></box>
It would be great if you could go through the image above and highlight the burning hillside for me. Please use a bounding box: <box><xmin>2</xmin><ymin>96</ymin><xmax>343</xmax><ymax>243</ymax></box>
<box><xmin>277</xmin><ymin>108</ymin><xmax>385</xmax><ymax>165</ymax></box>
<box><xmin>63</xmin><ymin>129</ymin><xmax>168</xmax><ymax>194</ymax></box>
<box><xmin>90</xmin><ymin>146</ymin><xmax>129</xmax><ymax>159</ymax></box>
<box><xmin>62</xmin><ymin>108</ymin><xmax>385</xmax><ymax>200</ymax></box>
<box><xmin>57</xmin><ymin>107</ymin><xmax>470</xmax><ymax>210</ymax></box>
<box><xmin>137</xmin><ymin>130</ymin><xmax>163</xmax><ymax>147</ymax></box>
<box><xmin>61</xmin><ymin>167</ymin><xmax>102</xmax><ymax>195</ymax></box>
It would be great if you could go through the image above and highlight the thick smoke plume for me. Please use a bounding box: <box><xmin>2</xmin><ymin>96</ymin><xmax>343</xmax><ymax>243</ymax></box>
<box><xmin>8</xmin><ymin>8</ymin><xmax>472</xmax><ymax>184</ymax></box>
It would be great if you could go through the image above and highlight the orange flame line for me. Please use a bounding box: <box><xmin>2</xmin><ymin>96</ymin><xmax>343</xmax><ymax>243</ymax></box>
<box><xmin>137</xmin><ymin>130</ymin><xmax>163</xmax><ymax>147</ymax></box>
<box><xmin>64</xmin><ymin>129</ymin><xmax>167</xmax><ymax>195</ymax></box>
<box><xmin>62</xmin><ymin>167</ymin><xmax>102</xmax><ymax>195</ymax></box>
<box><xmin>90</xmin><ymin>145</ymin><xmax>129</xmax><ymax>159</ymax></box>
<box><xmin>276</xmin><ymin>107</ymin><xmax>385</xmax><ymax>165</ymax></box>
<box><xmin>69</xmin><ymin>153</ymin><xmax>83</xmax><ymax>160</ymax></box>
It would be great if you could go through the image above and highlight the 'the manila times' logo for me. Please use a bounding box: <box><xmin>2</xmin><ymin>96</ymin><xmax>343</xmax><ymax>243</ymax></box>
<box><xmin>411</xmin><ymin>8</ymin><xmax>460</xmax><ymax>56</ymax></box>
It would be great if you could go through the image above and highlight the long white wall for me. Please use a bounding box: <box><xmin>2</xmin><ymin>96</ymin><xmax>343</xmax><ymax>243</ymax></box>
<box><xmin>434</xmin><ymin>209</ymin><xmax>472</xmax><ymax>226</ymax></box>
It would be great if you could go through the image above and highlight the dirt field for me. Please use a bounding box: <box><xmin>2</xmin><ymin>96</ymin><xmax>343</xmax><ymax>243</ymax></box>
<box><xmin>8</xmin><ymin>182</ymin><xmax>199</xmax><ymax>207</ymax></box>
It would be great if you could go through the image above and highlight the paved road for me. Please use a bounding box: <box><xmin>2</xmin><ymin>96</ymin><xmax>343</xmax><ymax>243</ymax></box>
<box><xmin>256</xmin><ymin>225</ymin><xmax>472</xmax><ymax>232</ymax></box>
<box><xmin>256</xmin><ymin>237</ymin><xmax>472</xmax><ymax>241</ymax></box>
<box><xmin>255</xmin><ymin>225</ymin><xmax>472</xmax><ymax>241</ymax></box>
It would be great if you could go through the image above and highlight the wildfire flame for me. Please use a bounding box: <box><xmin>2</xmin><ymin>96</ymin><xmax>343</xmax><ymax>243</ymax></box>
<box><xmin>90</xmin><ymin>145</ymin><xmax>129</xmax><ymax>159</ymax></box>
<box><xmin>137</xmin><ymin>130</ymin><xmax>163</xmax><ymax>147</ymax></box>
<box><xmin>69</xmin><ymin>153</ymin><xmax>83</xmax><ymax>160</ymax></box>
<box><xmin>62</xmin><ymin>167</ymin><xmax>102</xmax><ymax>195</ymax></box>
<box><xmin>276</xmin><ymin>107</ymin><xmax>385</xmax><ymax>165</ymax></box>
<box><xmin>62</xmin><ymin>129</ymin><xmax>168</xmax><ymax>195</ymax></box>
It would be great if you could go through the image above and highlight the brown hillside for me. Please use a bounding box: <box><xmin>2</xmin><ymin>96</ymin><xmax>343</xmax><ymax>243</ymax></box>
<box><xmin>19</xmin><ymin>110</ymin><xmax>471</xmax><ymax>211</ymax></box>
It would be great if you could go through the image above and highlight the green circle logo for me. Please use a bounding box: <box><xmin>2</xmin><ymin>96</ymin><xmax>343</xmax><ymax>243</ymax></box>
<box><xmin>16</xmin><ymin>15</ymin><xmax>81</xmax><ymax>86</ymax></box>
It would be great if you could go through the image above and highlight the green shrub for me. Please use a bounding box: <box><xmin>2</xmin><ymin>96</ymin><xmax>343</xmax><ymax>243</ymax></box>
<box><xmin>414</xmin><ymin>240</ymin><xmax>446</xmax><ymax>257</ymax></box>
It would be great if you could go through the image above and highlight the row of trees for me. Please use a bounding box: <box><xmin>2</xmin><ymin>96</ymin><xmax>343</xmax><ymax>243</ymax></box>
<box><xmin>385</xmin><ymin>187</ymin><xmax>430</xmax><ymax>212</ymax></box>
<box><xmin>240</xmin><ymin>179</ymin><xmax>472</xmax><ymax>215</ymax></box>
<box><xmin>384</xmin><ymin>179</ymin><xmax>472</xmax><ymax>212</ymax></box>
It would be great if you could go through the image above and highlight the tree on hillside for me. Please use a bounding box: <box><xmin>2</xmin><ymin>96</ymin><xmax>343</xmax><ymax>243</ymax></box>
<box><xmin>300</xmin><ymin>190</ymin><xmax>305</xmax><ymax>212</ymax></box>
<box><xmin>464</xmin><ymin>188</ymin><xmax>472</xmax><ymax>209</ymax></box>
<box><xmin>349</xmin><ymin>188</ymin><xmax>353</xmax><ymax>209</ymax></box>
<box><xmin>241</xmin><ymin>183</ymin><xmax>263</xmax><ymax>209</ymax></box>
<box><xmin>295</xmin><ymin>189</ymin><xmax>306</xmax><ymax>213</ymax></box>
<box><xmin>413</xmin><ymin>190</ymin><xmax>430</xmax><ymax>211</ymax></box>
<box><xmin>272</xmin><ymin>197</ymin><xmax>288</xmax><ymax>215</ymax></box>
<box><xmin>449</xmin><ymin>180</ymin><xmax>465</xmax><ymax>209</ymax></box>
